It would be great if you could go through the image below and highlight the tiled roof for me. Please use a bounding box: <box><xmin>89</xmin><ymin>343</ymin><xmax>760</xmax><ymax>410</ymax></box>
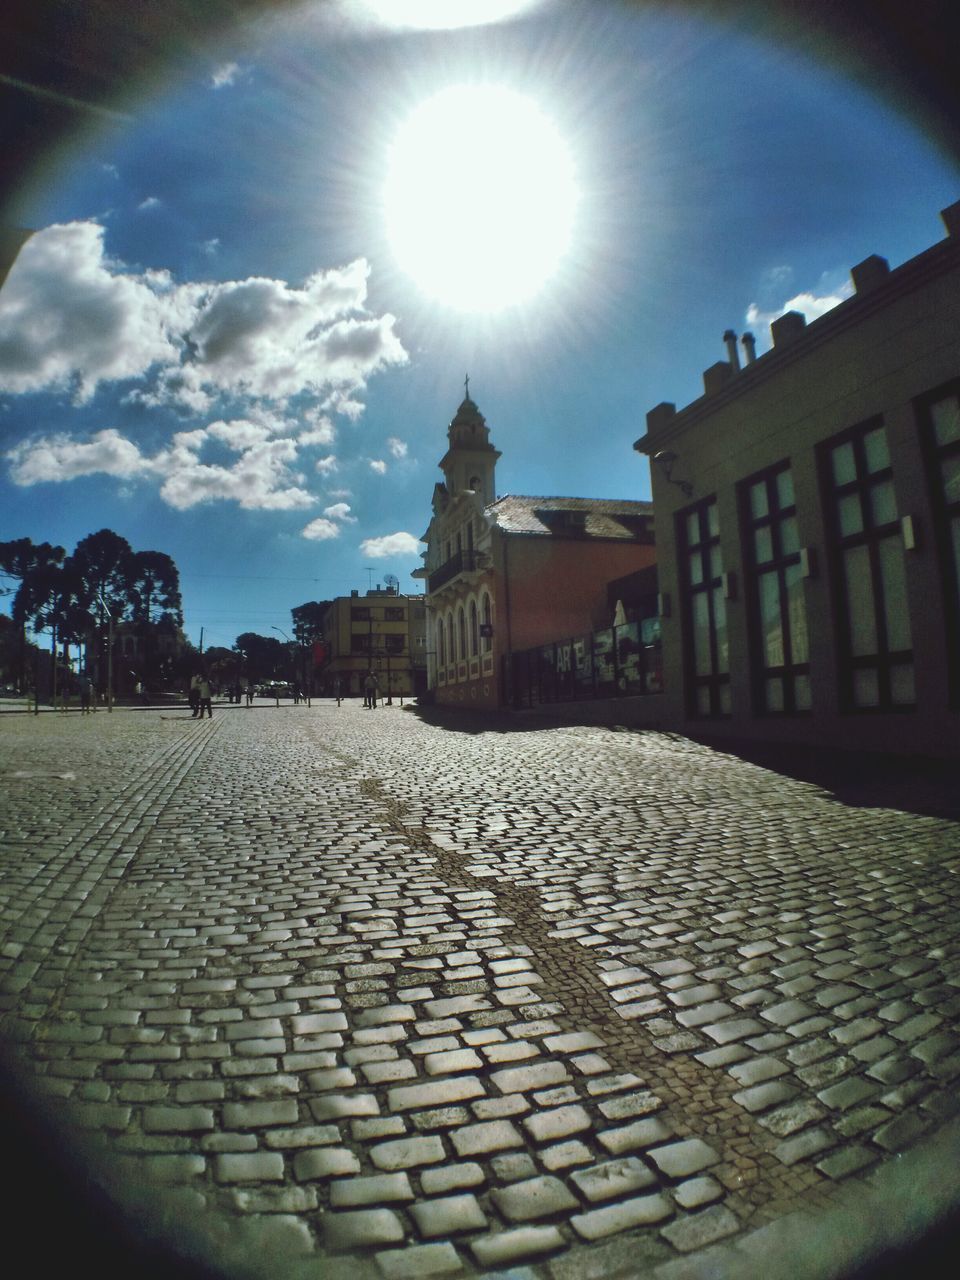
<box><xmin>486</xmin><ymin>495</ymin><xmax>654</xmax><ymax>539</ymax></box>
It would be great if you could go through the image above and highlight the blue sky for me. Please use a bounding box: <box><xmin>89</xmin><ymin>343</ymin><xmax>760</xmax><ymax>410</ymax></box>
<box><xmin>1</xmin><ymin>0</ymin><xmax>957</xmax><ymax>651</ymax></box>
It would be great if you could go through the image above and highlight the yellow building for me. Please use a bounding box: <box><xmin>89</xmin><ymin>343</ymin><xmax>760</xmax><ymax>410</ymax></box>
<box><xmin>321</xmin><ymin>588</ymin><xmax>426</xmax><ymax>700</ymax></box>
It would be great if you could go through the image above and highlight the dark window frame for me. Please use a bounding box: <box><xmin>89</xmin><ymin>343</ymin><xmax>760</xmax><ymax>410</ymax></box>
<box><xmin>677</xmin><ymin>496</ymin><xmax>730</xmax><ymax>719</ymax></box>
<box><xmin>917</xmin><ymin>379</ymin><xmax>960</xmax><ymax>708</ymax></box>
<box><xmin>820</xmin><ymin>417</ymin><xmax>914</xmax><ymax>712</ymax></box>
<box><xmin>739</xmin><ymin>461</ymin><xmax>811</xmax><ymax>716</ymax></box>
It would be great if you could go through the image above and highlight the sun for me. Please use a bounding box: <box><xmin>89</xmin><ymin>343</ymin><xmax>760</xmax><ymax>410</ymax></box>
<box><xmin>384</xmin><ymin>85</ymin><xmax>578</xmax><ymax>312</ymax></box>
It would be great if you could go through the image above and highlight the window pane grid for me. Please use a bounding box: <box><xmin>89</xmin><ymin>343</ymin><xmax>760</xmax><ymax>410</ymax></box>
<box><xmin>742</xmin><ymin>465</ymin><xmax>809</xmax><ymax>715</ymax></box>
<box><xmin>679</xmin><ymin>499</ymin><xmax>729</xmax><ymax>718</ymax></box>
<box><xmin>826</xmin><ymin>421</ymin><xmax>913</xmax><ymax>711</ymax></box>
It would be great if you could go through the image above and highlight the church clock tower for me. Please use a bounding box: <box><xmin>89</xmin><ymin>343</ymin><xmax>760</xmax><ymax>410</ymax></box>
<box><xmin>437</xmin><ymin>376</ymin><xmax>501</xmax><ymax>505</ymax></box>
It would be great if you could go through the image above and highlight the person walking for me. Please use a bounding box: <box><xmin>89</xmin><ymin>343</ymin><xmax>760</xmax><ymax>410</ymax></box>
<box><xmin>188</xmin><ymin>675</ymin><xmax>201</xmax><ymax>717</ymax></box>
<box><xmin>78</xmin><ymin>671</ymin><xmax>92</xmax><ymax>715</ymax></box>
<box><xmin>363</xmin><ymin>670</ymin><xmax>380</xmax><ymax>709</ymax></box>
<box><xmin>198</xmin><ymin>675</ymin><xmax>213</xmax><ymax>718</ymax></box>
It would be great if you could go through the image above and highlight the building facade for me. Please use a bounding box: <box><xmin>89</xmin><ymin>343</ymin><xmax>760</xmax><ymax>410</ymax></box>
<box><xmin>420</xmin><ymin>395</ymin><xmax>657</xmax><ymax>708</ymax></box>
<box><xmin>321</xmin><ymin>588</ymin><xmax>426</xmax><ymax>700</ymax></box>
<box><xmin>634</xmin><ymin>200</ymin><xmax>960</xmax><ymax>757</ymax></box>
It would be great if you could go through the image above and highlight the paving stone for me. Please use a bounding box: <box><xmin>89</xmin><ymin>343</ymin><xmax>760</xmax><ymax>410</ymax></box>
<box><xmin>522</xmin><ymin>1104</ymin><xmax>592</xmax><ymax>1144</ymax></box>
<box><xmin>756</xmin><ymin>1098</ymin><xmax>827</xmax><ymax>1137</ymax></box>
<box><xmin>659</xmin><ymin>1205</ymin><xmax>740</xmax><ymax>1252</ymax></box>
<box><xmin>571</xmin><ymin>1158</ymin><xmax>657</xmax><ymax>1204</ymax></box>
<box><xmin>142</xmin><ymin>1105</ymin><xmax>214</xmax><ymax>1133</ymax></box>
<box><xmin>294</xmin><ymin>1147</ymin><xmax>362</xmax><ymax>1180</ymax></box>
<box><xmin>871</xmin><ymin>1111</ymin><xmax>930</xmax><ymax>1152</ymax></box>
<box><xmin>330</xmin><ymin>1174</ymin><xmax>416</xmax><ymax>1207</ymax></box>
<box><xmin>324</xmin><ymin>1209</ymin><xmax>406</xmax><ymax>1250</ymax></box>
<box><xmin>411</xmin><ymin>1194</ymin><xmax>487</xmax><ymax>1237</ymax></box>
<box><xmin>731</xmin><ymin>1080</ymin><xmax>798</xmax><ymax>1114</ymax></box>
<box><xmin>572</xmin><ymin>1193</ymin><xmax>673</xmax><ymax>1240</ymax></box>
<box><xmin>649</xmin><ymin>1139</ymin><xmax>720</xmax><ymax>1179</ymax></box>
<box><xmin>375</xmin><ymin>1242</ymin><xmax>463</xmax><ymax>1279</ymax></box>
<box><xmin>673</xmin><ymin>1176</ymin><xmax>723</xmax><ymax>1209</ymax></box>
<box><xmin>215</xmin><ymin>1152</ymin><xmax>285</xmax><ymax>1183</ymax></box>
<box><xmin>816</xmin><ymin>1077</ymin><xmax>877</xmax><ymax>1111</ymax></box>
<box><xmin>599</xmin><ymin>1116</ymin><xmax>674</xmax><ymax>1156</ymax></box>
<box><xmin>469</xmin><ymin>1225</ymin><xmax>565</xmax><ymax>1268</ymax></box>
<box><xmin>420</xmin><ymin>1162</ymin><xmax>486</xmax><ymax>1195</ymax></box>
<box><xmin>815</xmin><ymin>1146</ymin><xmax>879</xmax><ymax>1180</ymax></box>
<box><xmin>311</xmin><ymin>1093</ymin><xmax>381</xmax><ymax>1121</ymax></box>
<box><xmin>451</xmin><ymin>1120</ymin><xmax>525</xmax><ymax>1157</ymax></box>
<box><xmin>490</xmin><ymin>1062</ymin><xmax>570</xmax><ymax>1094</ymax></box>
<box><xmin>772</xmin><ymin>1128</ymin><xmax>835</xmax><ymax>1166</ymax></box>
<box><xmin>223</xmin><ymin>1100</ymin><xmax>299</xmax><ymax>1128</ymax></box>
<box><xmin>541</xmin><ymin>1139</ymin><xmax>594</xmax><ymax>1170</ymax></box>
<box><xmin>700</xmin><ymin>1018</ymin><xmax>765</xmax><ymax>1045</ymax></box>
<box><xmin>389</xmin><ymin>1077</ymin><xmax>485</xmax><ymax>1111</ymax></box>
<box><xmin>597</xmin><ymin>1090</ymin><xmax>663</xmax><ymax>1121</ymax></box>
<box><xmin>370</xmin><ymin>1136</ymin><xmax>446</xmax><ymax>1171</ymax></box>
<box><xmin>491</xmin><ymin>1176</ymin><xmax>579</xmax><ymax>1223</ymax></box>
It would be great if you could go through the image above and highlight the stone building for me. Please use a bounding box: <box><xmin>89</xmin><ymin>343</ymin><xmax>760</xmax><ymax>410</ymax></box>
<box><xmin>419</xmin><ymin>394</ymin><xmax>657</xmax><ymax>708</ymax></box>
<box><xmin>633</xmin><ymin>200</ymin><xmax>960</xmax><ymax>757</ymax></box>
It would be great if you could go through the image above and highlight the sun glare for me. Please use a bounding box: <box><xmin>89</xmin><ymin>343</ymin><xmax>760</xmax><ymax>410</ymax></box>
<box><xmin>384</xmin><ymin>85</ymin><xmax>578</xmax><ymax>313</ymax></box>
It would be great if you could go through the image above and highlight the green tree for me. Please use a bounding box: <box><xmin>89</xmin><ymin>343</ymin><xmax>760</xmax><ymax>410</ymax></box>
<box><xmin>235</xmin><ymin>632</ymin><xmax>287</xmax><ymax>683</ymax></box>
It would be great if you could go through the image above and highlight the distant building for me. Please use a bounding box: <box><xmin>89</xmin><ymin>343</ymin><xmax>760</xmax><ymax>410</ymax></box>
<box><xmin>419</xmin><ymin>394</ymin><xmax>657</xmax><ymax>708</ymax></box>
<box><xmin>322</xmin><ymin>588</ymin><xmax>425</xmax><ymax>700</ymax></box>
<box><xmin>633</xmin><ymin>199</ymin><xmax>960</xmax><ymax>757</ymax></box>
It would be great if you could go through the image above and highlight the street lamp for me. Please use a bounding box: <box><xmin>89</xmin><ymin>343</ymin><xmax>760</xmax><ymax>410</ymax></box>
<box><xmin>272</xmin><ymin>626</ymin><xmax>310</xmax><ymax>706</ymax></box>
<box><xmin>96</xmin><ymin>590</ymin><xmax>114</xmax><ymax>712</ymax></box>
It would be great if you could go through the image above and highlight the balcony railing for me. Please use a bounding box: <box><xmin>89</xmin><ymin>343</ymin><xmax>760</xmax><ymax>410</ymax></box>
<box><xmin>428</xmin><ymin>549</ymin><xmax>479</xmax><ymax>593</ymax></box>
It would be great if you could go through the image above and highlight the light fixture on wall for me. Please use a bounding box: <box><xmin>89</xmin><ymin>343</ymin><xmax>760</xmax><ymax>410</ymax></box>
<box><xmin>652</xmin><ymin>450</ymin><xmax>693</xmax><ymax>498</ymax></box>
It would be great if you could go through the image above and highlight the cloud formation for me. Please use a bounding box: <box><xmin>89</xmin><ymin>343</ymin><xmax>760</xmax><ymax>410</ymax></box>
<box><xmin>369</xmin><ymin>459</ymin><xmax>387</xmax><ymax>474</ymax></box>
<box><xmin>323</xmin><ymin>502</ymin><xmax>356</xmax><ymax>522</ymax></box>
<box><xmin>360</xmin><ymin>532</ymin><xmax>421</xmax><ymax>559</ymax></box>
<box><xmin>7</xmin><ymin>418</ymin><xmax>318</xmax><ymax>512</ymax></box>
<box><xmin>746</xmin><ymin>277</ymin><xmax>853</xmax><ymax>347</ymax></box>
<box><xmin>386</xmin><ymin>436</ymin><xmax>408</xmax><ymax>458</ymax></box>
<box><xmin>302</xmin><ymin>517</ymin><xmax>340</xmax><ymax>541</ymax></box>
<box><xmin>211</xmin><ymin>62</ymin><xmax>241</xmax><ymax>89</ymax></box>
<box><xmin>0</xmin><ymin>222</ymin><xmax>407</xmax><ymax>409</ymax></box>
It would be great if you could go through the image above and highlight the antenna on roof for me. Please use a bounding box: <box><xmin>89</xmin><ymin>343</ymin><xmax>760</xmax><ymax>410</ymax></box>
<box><xmin>464</xmin><ymin>373</ymin><xmax>470</xmax><ymax>400</ymax></box>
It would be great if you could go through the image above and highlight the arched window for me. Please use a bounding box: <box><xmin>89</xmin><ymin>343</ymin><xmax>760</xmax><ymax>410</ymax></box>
<box><xmin>446</xmin><ymin>614</ymin><xmax>454</xmax><ymax>664</ymax></box>
<box><xmin>457</xmin><ymin>607</ymin><xmax>466</xmax><ymax>662</ymax></box>
<box><xmin>469</xmin><ymin>599</ymin><xmax>479</xmax><ymax>656</ymax></box>
<box><xmin>482</xmin><ymin>593</ymin><xmax>493</xmax><ymax>653</ymax></box>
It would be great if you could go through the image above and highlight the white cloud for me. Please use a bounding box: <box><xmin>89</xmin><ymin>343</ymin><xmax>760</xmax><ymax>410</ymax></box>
<box><xmin>315</xmin><ymin>454</ymin><xmax>338</xmax><ymax>475</ymax></box>
<box><xmin>745</xmin><ymin>277</ymin><xmax>853</xmax><ymax>349</ymax></box>
<box><xmin>323</xmin><ymin>502</ymin><xmax>356</xmax><ymax>522</ymax></box>
<box><xmin>369</xmin><ymin>458</ymin><xmax>387</xmax><ymax>474</ymax></box>
<box><xmin>138</xmin><ymin>196</ymin><xmax>161</xmax><ymax>211</ymax></box>
<box><xmin>211</xmin><ymin>62</ymin><xmax>241</xmax><ymax>89</ymax></box>
<box><xmin>360</xmin><ymin>532</ymin><xmax>421</xmax><ymax>558</ymax></box>
<box><xmin>7</xmin><ymin>423</ymin><xmax>316</xmax><ymax>513</ymax></box>
<box><xmin>0</xmin><ymin>222</ymin><xmax>194</xmax><ymax>401</ymax></box>
<box><xmin>386</xmin><ymin>436</ymin><xmax>407</xmax><ymax>459</ymax></box>
<box><xmin>202</xmin><ymin>237</ymin><xmax>221</xmax><ymax>256</ymax></box>
<box><xmin>0</xmin><ymin>221</ymin><xmax>407</xmax><ymax>409</ymax></box>
<box><xmin>302</xmin><ymin>517</ymin><xmax>340</xmax><ymax>541</ymax></box>
<box><xmin>6</xmin><ymin>429</ymin><xmax>151</xmax><ymax>485</ymax></box>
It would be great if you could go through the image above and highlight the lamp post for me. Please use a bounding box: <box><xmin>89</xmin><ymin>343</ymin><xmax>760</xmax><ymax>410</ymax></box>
<box><xmin>97</xmin><ymin>590</ymin><xmax>114</xmax><ymax>712</ymax></box>
<box><xmin>271</xmin><ymin>625</ymin><xmax>310</xmax><ymax>706</ymax></box>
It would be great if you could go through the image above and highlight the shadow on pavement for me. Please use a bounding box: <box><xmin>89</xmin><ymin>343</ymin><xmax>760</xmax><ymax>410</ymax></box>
<box><xmin>693</xmin><ymin>736</ymin><xmax>960</xmax><ymax>824</ymax></box>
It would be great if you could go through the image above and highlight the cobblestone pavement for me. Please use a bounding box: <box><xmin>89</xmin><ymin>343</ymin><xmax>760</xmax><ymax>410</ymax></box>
<box><xmin>1</xmin><ymin>703</ymin><xmax>959</xmax><ymax>1280</ymax></box>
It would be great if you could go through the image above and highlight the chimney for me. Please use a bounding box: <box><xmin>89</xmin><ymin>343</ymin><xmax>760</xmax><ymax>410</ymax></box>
<box><xmin>350</xmin><ymin>589</ymin><xmax>359</xmax><ymax>597</ymax></box>
<box><xmin>741</xmin><ymin>331</ymin><xmax>757</xmax><ymax>364</ymax></box>
<box><xmin>850</xmin><ymin>254</ymin><xmax>889</xmax><ymax>295</ymax></box>
<box><xmin>723</xmin><ymin>329</ymin><xmax>740</xmax><ymax>371</ymax></box>
<box><xmin>703</xmin><ymin>361</ymin><xmax>733</xmax><ymax>395</ymax></box>
<box><xmin>770</xmin><ymin>310</ymin><xmax>806</xmax><ymax>349</ymax></box>
<box><xmin>941</xmin><ymin>199</ymin><xmax>960</xmax><ymax>237</ymax></box>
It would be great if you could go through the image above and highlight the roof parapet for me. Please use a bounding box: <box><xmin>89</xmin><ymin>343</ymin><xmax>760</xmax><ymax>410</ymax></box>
<box><xmin>703</xmin><ymin>361</ymin><xmax>733</xmax><ymax>395</ymax></box>
<box><xmin>940</xmin><ymin>199</ymin><xmax>960</xmax><ymax>237</ymax></box>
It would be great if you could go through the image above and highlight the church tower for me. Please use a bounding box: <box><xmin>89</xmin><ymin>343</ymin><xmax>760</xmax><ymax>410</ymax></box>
<box><xmin>438</xmin><ymin>377</ymin><xmax>501</xmax><ymax>506</ymax></box>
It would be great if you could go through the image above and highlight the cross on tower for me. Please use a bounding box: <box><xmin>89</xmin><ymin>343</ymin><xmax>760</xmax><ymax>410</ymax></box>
<box><xmin>464</xmin><ymin>373</ymin><xmax>470</xmax><ymax>400</ymax></box>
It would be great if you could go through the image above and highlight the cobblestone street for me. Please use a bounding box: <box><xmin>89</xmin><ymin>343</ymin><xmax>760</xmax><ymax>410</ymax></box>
<box><xmin>1</xmin><ymin>702</ymin><xmax>959</xmax><ymax>1280</ymax></box>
